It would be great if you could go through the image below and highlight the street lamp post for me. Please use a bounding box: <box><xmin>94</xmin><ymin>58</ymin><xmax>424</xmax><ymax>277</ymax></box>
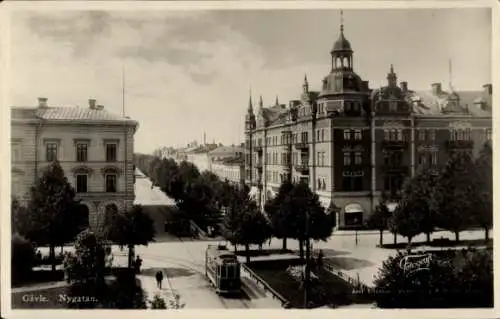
<box><xmin>354</xmin><ymin>217</ymin><xmax>359</xmax><ymax>246</ymax></box>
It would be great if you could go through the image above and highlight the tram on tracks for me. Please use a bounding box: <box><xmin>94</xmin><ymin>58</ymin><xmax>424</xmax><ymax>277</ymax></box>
<box><xmin>205</xmin><ymin>244</ymin><xmax>241</xmax><ymax>295</ymax></box>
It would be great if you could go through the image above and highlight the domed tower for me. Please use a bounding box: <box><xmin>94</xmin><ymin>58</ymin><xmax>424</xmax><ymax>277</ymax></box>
<box><xmin>319</xmin><ymin>10</ymin><xmax>370</xmax><ymax>117</ymax></box>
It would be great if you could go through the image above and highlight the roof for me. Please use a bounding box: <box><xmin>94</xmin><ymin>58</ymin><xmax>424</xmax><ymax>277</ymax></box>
<box><xmin>11</xmin><ymin>106</ymin><xmax>138</xmax><ymax>125</ymax></box>
<box><xmin>332</xmin><ymin>28</ymin><xmax>352</xmax><ymax>53</ymax></box>
<box><xmin>208</xmin><ymin>146</ymin><xmax>244</xmax><ymax>157</ymax></box>
<box><xmin>407</xmin><ymin>89</ymin><xmax>491</xmax><ymax>117</ymax></box>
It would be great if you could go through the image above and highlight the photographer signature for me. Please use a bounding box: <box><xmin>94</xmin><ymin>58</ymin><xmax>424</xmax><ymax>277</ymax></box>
<box><xmin>399</xmin><ymin>254</ymin><xmax>432</xmax><ymax>275</ymax></box>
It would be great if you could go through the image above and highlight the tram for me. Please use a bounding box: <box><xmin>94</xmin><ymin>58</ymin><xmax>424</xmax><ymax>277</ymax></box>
<box><xmin>205</xmin><ymin>244</ymin><xmax>241</xmax><ymax>295</ymax></box>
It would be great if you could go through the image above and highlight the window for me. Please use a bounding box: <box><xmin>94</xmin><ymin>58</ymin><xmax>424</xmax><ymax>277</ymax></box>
<box><xmin>353</xmin><ymin>176</ymin><xmax>363</xmax><ymax>191</ymax></box>
<box><xmin>46</xmin><ymin>143</ymin><xmax>58</xmax><ymax>162</ymax></box>
<box><xmin>396</xmin><ymin>129</ymin><xmax>403</xmax><ymax>141</ymax></box>
<box><xmin>343</xmin><ymin>130</ymin><xmax>351</xmax><ymax>140</ymax></box>
<box><xmin>322</xmin><ymin>179</ymin><xmax>327</xmax><ymax>190</ymax></box>
<box><xmin>106</xmin><ymin>143</ymin><xmax>117</xmax><ymax>162</ymax></box>
<box><xmin>76</xmin><ymin>143</ymin><xmax>88</xmax><ymax>162</ymax></box>
<box><xmin>418</xmin><ymin>153</ymin><xmax>427</xmax><ymax>166</ymax></box>
<box><xmin>317</xmin><ymin>130</ymin><xmax>320</xmax><ymax>141</ymax></box>
<box><xmin>429</xmin><ymin>129</ymin><xmax>436</xmax><ymax>141</ymax></box>
<box><xmin>105</xmin><ymin>174</ymin><xmax>117</xmax><ymax>192</ymax></box>
<box><xmin>389</xmin><ymin>101</ymin><xmax>397</xmax><ymax>112</ymax></box>
<box><xmin>486</xmin><ymin>128</ymin><xmax>492</xmax><ymax>140</ymax></box>
<box><xmin>317</xmin><ymin>152</ymin><xmax>321</xmax><ymax>166</ymax></box>
<box><xmin>317</xmin><ymin>178</ymin><xmax>321</xmax><ymax>190</ymax></box>
<box><xmin>431</xmin><ymin>151</ymin><xmax>438</xmax><ymax>165</ymax></box>
<box><xmin>418</xmin><ymin>130</ymin><xmax>426</xmax><ymax>141</ymax></box>
<box><xmin>12</xmin><ymin>144</ymin><xmax>21</xmax><ymax>162</ymax></box>
<box><xmin>354</xmin><ymin>130</ymin><xmax>362</xmax><ymax>140</ymax></box>
<box><xmin>353</xmin><ymin>102</ymin><xmax>359</xmax><ymax>112</ymax></box>
<box><xmin>76</xmin><ymin>174</ymin><xmax>88</xmax><ymax>193</ymax></box>
<box><xmin>354</xmin><ymin>152</ymin><xmax>362</xmax><ymax>165</ymax></box>
<box><xmin>384</xmin><ymin>130</ymin><xmax>390</xmax><ymax>140</ymax></box>
<box><xmin>343</xmin><ymin>152</ymin><xmax>351</xmax><ymax>165</ymax></box>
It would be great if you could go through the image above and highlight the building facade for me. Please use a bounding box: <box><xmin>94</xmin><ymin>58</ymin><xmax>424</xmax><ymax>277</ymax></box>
<box><xmin>208</xmin><ymin>146</ymin><xmax>245</xmax><ymax>185</ymax></box>
<box><xmin>244</xmin><ymin>20</ymin><xmax>492</xmax><ymax>228</ymax></box>
<box><xmin>11</xmin><ymin>97</ymin><xmax>139</xmax><ymax>230</ymax></box>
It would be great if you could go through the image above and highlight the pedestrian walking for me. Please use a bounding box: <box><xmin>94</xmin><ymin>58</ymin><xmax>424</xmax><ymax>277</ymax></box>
<box><xmin>135</xmin><ymin>255</ymin><xmax>143</xmax><ymax>274</ymax></box>
<box><xmin>155</xmin><ymin>270</ymin><xmax>164</xmax><ymax>289</ymax></box>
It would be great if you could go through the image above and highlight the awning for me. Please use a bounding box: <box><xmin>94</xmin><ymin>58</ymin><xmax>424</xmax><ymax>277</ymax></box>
<box><xmin>344</xmin><ymin>203</ymin><xmax>364</xmax><ymax>214</ymax></box>
<box><xmin>386</xmin><ymin>202</ymin><xmax>399</xmax><ymax>213</ymax></box>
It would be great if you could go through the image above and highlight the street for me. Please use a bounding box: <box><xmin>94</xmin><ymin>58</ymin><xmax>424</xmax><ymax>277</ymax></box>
<box><xmin>126</xmin><ymin>169</ymin><xmax>282</xmax><ymax>308</ymax></box>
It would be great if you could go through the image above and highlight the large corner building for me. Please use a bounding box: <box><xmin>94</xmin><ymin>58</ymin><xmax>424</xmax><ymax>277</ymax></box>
<box><xmin>11</xmin><ymin>98</ymin><xmax>139</xmax><ymax>230</ymax></box>
<box><xmin>244</xmin><ymin>18</ymin><xmax>492</xmax><ymax>228</ymax></box>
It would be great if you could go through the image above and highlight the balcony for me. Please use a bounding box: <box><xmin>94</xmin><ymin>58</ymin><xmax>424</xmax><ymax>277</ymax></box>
<box><xmin>255</xmin><ymin>161</ymin><xmax>263</xmax><ymax>170</ymax></box>
<box><xmin>446</xmin><ymin>140</ymin><xmax>474</xmax><ymax>150</ymax></box>
<box><xmin>295</xmin><ymin>163</ymin><xmax>310</xmax><ymax>174</ymax></box>
<box><xmin>254</xmin><ymin>145</ymin><xmax>263</xmax><ymax>153</ymax></box>
<box><xmin>282</xmin><ymin>165</ymin><xmax>292</xmax><ymax>172</ymax></box>
<box><xmin>381</xmin><ymin>140</ymin><xmax>407</xmax><ymax>149</ymax></box>
<box><xmin>294</xmin><ymin>141</ymin><xmax>309</xmax><ymax>151</ymax></box>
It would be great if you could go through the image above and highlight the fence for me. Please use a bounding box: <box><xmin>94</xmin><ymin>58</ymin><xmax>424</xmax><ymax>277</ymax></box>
<box><xmin>240</xmin><ymin>264</ymin><xmax>290</xmax><ymax>308</ymax></box>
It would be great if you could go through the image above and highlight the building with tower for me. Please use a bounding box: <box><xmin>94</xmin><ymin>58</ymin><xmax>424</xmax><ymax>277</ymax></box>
<box><xmin>244</xmin><ymin>12</ymin><xmax>492</xmax><ymax>228</ymax></box>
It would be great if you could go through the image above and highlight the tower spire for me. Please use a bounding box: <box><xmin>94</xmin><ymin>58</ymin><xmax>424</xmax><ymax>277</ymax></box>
<box><xmin>340</xmin><ymin>9</ymin><xmax>344</xmax><ymax>33</ymax></box>
<box><xmin>248</xmin><ymin>87</ymin><xmax>253</xmax><ymax>112</ymax></box>
<box><xmin>448</xmin><ymin>58</ymin><xmax>454</xmax><ymax>92</ymax></box>
<box><xmin>259</xmin><ymin>95</ymin><xmax>263</xmax><ymax>108</ymax></box>
<box><xmin>275</xmin><ymin>95</ymin><xmax>279</xmax><ymax>106</ymax></box>
<box><xmin>122</xmin><ymin>64</ymin><xmax>125</xmax><ymax>117</ymax></box>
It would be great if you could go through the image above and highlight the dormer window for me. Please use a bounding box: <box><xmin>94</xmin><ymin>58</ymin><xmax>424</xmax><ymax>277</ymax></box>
<box><xmin>389</xmin><ymin>100</ymin><xmax>397</xmax><ymax>112</ymax></box>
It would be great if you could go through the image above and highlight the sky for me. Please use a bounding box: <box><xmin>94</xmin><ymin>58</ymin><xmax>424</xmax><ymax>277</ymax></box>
<box><xmin>8</xmin><ymin>7</ymin><xmax>491</xmax><ymax>153</ymax></box>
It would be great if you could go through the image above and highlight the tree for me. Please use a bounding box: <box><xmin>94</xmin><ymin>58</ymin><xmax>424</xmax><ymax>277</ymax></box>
<box><xmin>391</xmin><ymin>199</ymin><xmax>423</xmax><ymax>245</ymax></box>
<box><xmin>286</xmin><ymin>181</ymin><xmax>333</xmax><ymax>260</ymax></box>
<box><xmin>264</xmin><ymin>181</ymin><xmax>295</xmax><ymax>250</ymax></box>
<box><xmin>409</xmin><ymin>170</ymin><xmax>437</xmax><ymax>244</ymax></box>
<box><xmin>11</xmin><ymin>197</ymin><xmax>31</xmax><ymax>236</ymax></box>
<box><xmin>26</xmin><ymin>161</ymin><xmax>80</xmax><ymax>272</ymax></box>
<box><xmin>433</xmin><ymin>152</ymin><xmax>475</xmax><ymax>242</ymax></box>
<box><xmin>471</xmin><ymin>142</ymin><xmax>492</xmax><ymax>241</ymax></box>
<box><xmin>367</xmin><ymin>196</ymin><xmax>390</xmax><ymax>247</ymax></box>
<box><xmin>63</xmin><ymin>230</ymin><xmax>108</xmax><ymax>308</ymax></box>
<box><xmin>222</xmin><ymin>185</ymin><xmax>272</xmax><ymax>262</ymax></box>
<box><xmin>12</xmin><ymin>234</ymin><xmax>36</xmax><ymax>284</ymax></box>
<box><xmin>106</xmin><ymin>205</ymin><xmax>155</xmax><ymax>268</ymax></box>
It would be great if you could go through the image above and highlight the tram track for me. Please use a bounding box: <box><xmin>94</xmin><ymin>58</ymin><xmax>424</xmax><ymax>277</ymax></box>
<box><xmin>114</xmin><ymin>239</ymin><xmax>251</xmax><ymax>308</ymax></box>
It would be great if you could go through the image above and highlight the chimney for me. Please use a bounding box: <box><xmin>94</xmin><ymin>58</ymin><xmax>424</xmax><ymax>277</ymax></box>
<box><xmin>88</xmin><ymin>99</ymin><xmax>97</xmax><ymax>109</ymax></box>
<box><xmin>431</xmin><ymin>83</ymin><xmax>442</xmax><ymax>95</ymax></box>
<box><xmin>37</xmin><ymin>97</ymin><xmax>48</xmax><ymax>108</ymax></box>
<box><xmin>400</xmin><ymin>81</ymin><xmax>408</xmax><ymax>93</ymax></box>
<box><xmin>483</xmin><ymin>84</ymin><xmax>492</xmax><ymax>95</ymax></box>
<box><xmin>362</xmin><ymin>81</ymin><xmax>369</xmax><ymax>91</ymax></box>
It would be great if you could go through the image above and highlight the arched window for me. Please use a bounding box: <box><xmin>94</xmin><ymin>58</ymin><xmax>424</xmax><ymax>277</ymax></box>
<box><xmin>457</xmin><ymin>130</ymin><xmax>464</xmax><ymax>141</ymax></box>
<box><xmin>397</xmin><ymin>129</ymin><xmax>403</xmax><ymax>141</ymax></box>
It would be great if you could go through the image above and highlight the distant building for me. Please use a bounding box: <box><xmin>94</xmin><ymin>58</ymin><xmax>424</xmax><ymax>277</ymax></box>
<box><xmin>185</xmin><ymin>143</ymin><xmax>218</xmax><ymax>172</ymax></box>
<box><xmin>208</xmin><ymin>146</ymin><xmax>245</xmax><ymax>185</ymax></box>
<box><xmin>11</xmin><ymin>97</ymin><xmax>139</xmax><ymax>230</ymax></box>
<box><xmin>244</xmin><ymin>18</ymin><xmax>492</xmax><ymax>228</ymax></box>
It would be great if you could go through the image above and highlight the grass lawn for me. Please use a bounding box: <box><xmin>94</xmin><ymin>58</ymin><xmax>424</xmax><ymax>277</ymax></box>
<box><xmin>247</xmin><ymin>258</ymin><xmax>373</xmax><ymax>309</ymax></box>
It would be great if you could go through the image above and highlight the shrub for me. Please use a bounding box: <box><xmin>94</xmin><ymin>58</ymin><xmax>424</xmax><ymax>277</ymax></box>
<box><xmin>150</xmin><ymin>294</ymin><xmax>167</xmax><ymax>309</ymax></box>
<box><xmin>373</xmin><ymin>249</ymin><xmax>493</xmax><ymax>308</ymax></box>
<box><xmin>12</xmin><ymin>234</ymin><xmax>35</xmax><ymax>284</ymax></box>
